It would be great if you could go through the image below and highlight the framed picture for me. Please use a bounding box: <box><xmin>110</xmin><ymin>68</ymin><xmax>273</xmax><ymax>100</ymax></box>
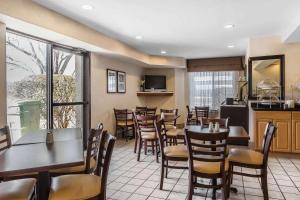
<box><xmin>117</xmin><ymin>71</ymin><xmax>126</xmax><ymax>93</ymax></box>
<box><xmin>107</xmin><ymin>69</ymin><xmax>117</xmax><ymax>93</ymax></box>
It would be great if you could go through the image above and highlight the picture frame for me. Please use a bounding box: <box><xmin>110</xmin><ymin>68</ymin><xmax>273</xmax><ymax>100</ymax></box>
<box><xmin>117</xmin><ymin>71</ymin><xmax>126</xmax><ymax>93</ymax></box>
<box><xmin>107</xmin><ymin>69</ymin><xmax>117</xmax><ymax>93</ymax></box>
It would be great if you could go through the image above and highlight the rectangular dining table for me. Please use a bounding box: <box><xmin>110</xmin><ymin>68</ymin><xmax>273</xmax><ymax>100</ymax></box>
<box><xmin>0</xmin><ymin>128</ymin><xmax>84</xmax><ymax>200</ymax></box>
<box><xmin>185</xmin><ymin>125</ymin><xmax>250</xmax><ymax>145</ymax></box>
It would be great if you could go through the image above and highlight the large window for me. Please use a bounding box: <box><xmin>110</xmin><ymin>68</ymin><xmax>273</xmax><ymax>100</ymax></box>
<box><xmin>189</xmin><ymin>71</ymin><xmax>239</xmax><ymax>110</ymax></box>
<box><xmin>6</xmin><ymin>31</ymin><xmax>89</xmax><ymax>142</ymax></box>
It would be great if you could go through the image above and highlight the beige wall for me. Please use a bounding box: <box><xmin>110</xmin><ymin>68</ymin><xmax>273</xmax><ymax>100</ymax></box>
<box><xmin>0</xmin><ymin>23</ymin><xmax>6</xmax><ymax>127</ymax></box>
<box><xmin>90</xmin><ymin>53</ymin><xmax>145</xmax><ymax>134</ymax></box>
<box><xmin>247</xmin><ymin>36</ymin><xmax>300</xmax><ymax>98</ymax></box>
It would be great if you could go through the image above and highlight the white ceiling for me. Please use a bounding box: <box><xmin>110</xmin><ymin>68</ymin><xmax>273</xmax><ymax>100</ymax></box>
<box><xmin>34</xmin><ymin>0</ymin><xmax>300</xmax><ymax>59</ymax></box>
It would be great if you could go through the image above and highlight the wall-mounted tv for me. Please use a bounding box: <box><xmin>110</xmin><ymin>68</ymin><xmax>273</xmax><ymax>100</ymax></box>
<box><xmin>144</xmin><ymin>75</ymin><xmax>166</xmax><ymax>91</ymax></box>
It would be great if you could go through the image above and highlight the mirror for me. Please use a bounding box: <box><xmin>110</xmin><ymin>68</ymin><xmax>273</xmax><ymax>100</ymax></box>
<box><xmin>248</xmin><ymin>55</ymin><xmax>285</xmax><ymax>99</ymax></box>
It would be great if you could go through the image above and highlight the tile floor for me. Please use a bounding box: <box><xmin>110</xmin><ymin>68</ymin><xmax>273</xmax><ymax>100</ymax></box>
<box><xmin>107</xmin><ymin>140</ymin><xmax>300</xmax><ymax>200</ymax></box>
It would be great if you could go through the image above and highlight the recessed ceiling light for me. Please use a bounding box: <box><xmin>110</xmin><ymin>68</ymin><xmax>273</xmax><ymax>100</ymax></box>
<box><xmin>224</xmin><ymin>24</ymin><xmax>235</xmax><ymax>29</ymax></box>
<box><xmin>82</xmin><ymin>4</ymin><xmax>93</xmax><ymax>10</ymax></box>
<box><xmin>161</xmin><ymin>50</ymin><xmax>167</xmax><ymax>54</ymax></box>
<box><xmin>135</xmin><ymin>35</ymin><xmax>143</xmax><ymax>40</ymax></box>
<box><xmin>227</xmin><ymin>45</ymin><xmax>235</xmax><ymax>48</ymax></box>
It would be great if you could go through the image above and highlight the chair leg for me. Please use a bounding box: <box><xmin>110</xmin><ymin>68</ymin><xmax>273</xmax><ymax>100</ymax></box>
<box><xmin>165</xmin><ymin>160</ymin><xmax>168</xmax><ymax>178</ymax></box>
<box><xmin>160</xmin><ymin>159</ymin><xmax>165</xmax><ymax>190</ymax></box>
<box><xmin>134</xmin><ymin>134</ymin><xmax>138</xmax><ymax>153</ymax></box>
<box><xmin>144</xmin><ymin>140</ymin><xmax>147</xmax><ymax>155</ymax></box>
<box><xmin>151</xmin><ymin>141</ymin><xmax>154</xmax><ymax>155</ymax></box>
<box><xmin>137</xmin><ymin>139</ymin><xmax>142</xmax><ymax>161</ymax></box>
<box><xmin>155</xmin><ymin>140</ymin><xmax>159</xmax><ymax>163</ymax></box>
<box><xmin>261</xmin><ymin>170</ymin><xmax>269</xmax><ymax>200</ymax></box>
<box><xmin>188</xmin><ymin>174</ymin><xmax>193</xmax><ymax>200</ymax></box>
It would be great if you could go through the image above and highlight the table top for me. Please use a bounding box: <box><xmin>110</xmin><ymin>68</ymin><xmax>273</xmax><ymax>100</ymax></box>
<box><xmin>185</xmin><ymin>125</ymin><xmax>250</xmax><ymax>141</ymax></box>
<box><xmin>0</xmin><ymin>139</ymin><xmax>84</xmax><ymax>176</ymax></box>
<box><xmin>14</xmin><ymin>128</ymin><xmax>82</xmax><ymax>145</ymax></box>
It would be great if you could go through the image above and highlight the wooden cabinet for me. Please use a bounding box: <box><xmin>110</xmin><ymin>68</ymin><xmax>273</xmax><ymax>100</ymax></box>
<box><xmin>254</xmin><ymin>111</ymin><xmax>292</xmax><ymax>153</ymax></box>
<box><xmin>292</xmin><ymin>112</ymin><xmax>300</xmax><ymax>153</ymax></box>
<box><xmin>273</xmin><ymin>119</ymin><xmax>291</xmax><ymax>152</ymax></box>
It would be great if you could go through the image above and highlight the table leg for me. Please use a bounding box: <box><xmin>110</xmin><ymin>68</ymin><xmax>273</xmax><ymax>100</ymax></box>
<box><xmin>38</xmin><ymin>171</ymin><xmax>50</xmax><ymax>200</ymax></box>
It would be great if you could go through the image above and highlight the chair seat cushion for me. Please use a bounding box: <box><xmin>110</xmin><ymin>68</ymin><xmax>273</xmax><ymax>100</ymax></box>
<box><xmin>50</xmin><ymin>158</ymin><xmax>96</xmax><ymax>174</ymax></box>
<box><xmin>117</xmin><ymin>120</ymin><xmax>134</xmax><ymax>126</ymax></box>
<box><xmin>194</xmin><ymin>159</ymin><xmax>229</xmax><ymax>174</ymax></box>
<box><xmin>49</xmin><ymin>174</ymin><xmax>101</xmax><ymax>200</ymax></box>
<box><xmin>141</xmin><ymin>132</ymin><xmax>156</xmax><ymax>139</ymax></box>
<box><xmin>166</xmin><ymin>128</ymin><xmax>184</xmax><ymax>137</ymax></box>
<box><xmin>0</xmin><ymin>178</ymin><xmax>36</xmax><ymax>200</ymax></box>
<box><xmin>164</xmin><ymin>145</ymin><xmax>188</xmax><ymax>158</ymax></box>
<box><xmin>228</xmin><ymin>148</ymin><xmax>264</xmax><ymax>165</ymax></box>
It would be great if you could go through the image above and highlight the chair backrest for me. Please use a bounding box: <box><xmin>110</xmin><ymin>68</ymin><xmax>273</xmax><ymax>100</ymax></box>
<box><xmin>200</xmin><ymin>117</ymin><xmax>229</xmax><ymax>128</ymax></box>
<box><xmin>160</xmin><ymin>109</ymin><xmax>178</xmax><ymax>127</ymax></box>
<box><xmin>154</xmin><ymin>120</ymin><xmax>168</xmax><ymax>157</ymax></box>
<box><xmin>114</xmin><ymin>109</ymin><xmax>133</xmax><ymax>125</ymax></box>
<box><xmin>185</xmin><ymin>129</ymin><xmax>229</xmax><ymax>176</ymax></box>
<box><xmin>0</xmin><ymin>126</ymin><xmax>11</xmax><ymax>152</ymax></box>
<box><xmin>146</xmin><ymin>107</ymin><xmax>157</xmax><ymax>116</ymax></box>
<box><xmin>136</xmin><ymin>106</ymin><xmax>147</xmax><ymax>115</ymax></box>
<box><xmin>85</xmin><ymin>125</ymin><xmax>104</xmax><ymax>173</ymax></box>
<box><xmin>186</xmin><ymin>105</ymin><xmax>191</xmax><ymax>114</ymax></box>
<box><xmin>95</xmin><ymin>131</ymin><xmax>116</xmax><ymax>199</ymax></box>
<box><xmin>195</xmin><ymin>106</ymin><xmax>209</xmax><ymax>123</ymax></box>
<box><xmin>261</xmin><ymin>122</ymin><xmax>277</xmax><ymax>167</ymax></box>
<box><xmin>134</xmin><ymin>113</ymin><xmax>157</xmax><ymax>137</ymax></box>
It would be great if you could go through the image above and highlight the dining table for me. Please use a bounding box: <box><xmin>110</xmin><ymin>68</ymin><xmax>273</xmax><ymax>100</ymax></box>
<box><xmin>0</xmin><ymin>128</ymin><xmax>84</xmax><ymax>200</ymax></box>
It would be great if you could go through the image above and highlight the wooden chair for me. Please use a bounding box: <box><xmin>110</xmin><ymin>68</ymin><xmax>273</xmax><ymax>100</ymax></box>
<box><xmin>228</xmin><ymin>122</ymin><xmax>276</xmax><ymax>200</ymax></box>
<box><xmin>200</xmin><ymin>117</ymin><xmax>229</xmax><ymax>128</ymax></box>
<box><xmin>195</xmin><ymin>106</ymin><xmax>209</xmax><ymax>124</ymax></box>
<box><xmin>49</xmin><ymin>131</ymin><xmax>116</xmax><ymax>200</ymax></box>
<box><xmin>50</xmin><ymin>125</ymin><xmax>104</xmax><ymax>175</ymax></box>
<box><xmin>160</xmin><ymin>109</ymin><xmax>184</xmax><ymax>145</ymax></box>
<box><xmin>134</xmin><ymin>113</ymin><xmax>159</xmax><ymax>163</ymax></box>
<box><xmin>114</xmin><ymin>108</ymin><xmax>135</xmax><ymax>141</ymax></box>
<box><xmin>0</xmin><ymin>125</ymin><xmax>11</xmax><ymax>152</ymax></box>
<box><xmin>155</xmin><ymin>120</ymin><xmax>188</xmax><ymax>190</ymax></box>
<box><xmin>186</xmin><ymin>105</ymin><xmax>197</xmax><ymax>125</ymax></box>
<box><xmin>146</xmin><ymin>107</ymin><xmax>157</xmax><ymax>117</ymax></box>
<box><xmin>185</xmin><ymin>129</ymin><xmax>230</xmax><ymax>200</ymax></box>
<box><xmin>0</xmin><ymin>126</ymin><xmax>37</xmax><ymax>200</ymax></box>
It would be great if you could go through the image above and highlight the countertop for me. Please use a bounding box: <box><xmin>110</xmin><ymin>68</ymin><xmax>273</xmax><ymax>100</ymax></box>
<box><xmin>251</xmin><ymin>103</ymin><xmax>300</xmax><ymax>111</ymax></box>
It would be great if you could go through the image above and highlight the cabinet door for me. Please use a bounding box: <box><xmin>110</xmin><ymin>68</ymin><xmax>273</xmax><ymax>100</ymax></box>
<box><xmin>292</xmin><ymin>119</ymin><xmax>300</xmax><ymax>153</ymax></box>
<box><xmin>273</xmin><ymin>119</ymin><xmax>291</xmax><ymax>152</ymax></box>
<box><xmin>256</xmin><ymin>119</ymin><xmax>271</xmax><ymax>151</ymax></box>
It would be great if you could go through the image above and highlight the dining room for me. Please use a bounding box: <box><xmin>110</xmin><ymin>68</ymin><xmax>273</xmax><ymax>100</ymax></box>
<box><xmin>1</xmin><ymin>1</ymin><xmax>300</xmax><ymax>200</ymax></box>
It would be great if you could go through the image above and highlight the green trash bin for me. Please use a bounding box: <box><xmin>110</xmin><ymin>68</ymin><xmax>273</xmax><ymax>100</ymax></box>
<box><xmin>18</xmin><ymin>100</ymin><xmax>41</xmax><ymax>133</ymax></box>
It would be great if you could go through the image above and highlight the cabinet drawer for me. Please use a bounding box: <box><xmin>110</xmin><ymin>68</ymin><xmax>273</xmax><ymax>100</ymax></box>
<box><xmin>255</xmin><ymin>111</ymin><xmax>291</xmax><ymax>120</ymax></box>
<box><xmin>292</xmin><ymin>112</ymin><xmax>300</xmax><ymax>120</ymax></box>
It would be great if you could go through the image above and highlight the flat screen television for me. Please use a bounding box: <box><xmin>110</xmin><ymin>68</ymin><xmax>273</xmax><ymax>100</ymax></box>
<box><xmin>144</xmin><ymin>75</ymin><xmax>166</xmax><ymax>91</ymax></box>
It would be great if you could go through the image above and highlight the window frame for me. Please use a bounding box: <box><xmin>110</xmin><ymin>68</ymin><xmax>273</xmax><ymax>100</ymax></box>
<box><xmin>6</xmin><ymin>29</ymin><xmax>91</xmax><ymax>146</ymax></box>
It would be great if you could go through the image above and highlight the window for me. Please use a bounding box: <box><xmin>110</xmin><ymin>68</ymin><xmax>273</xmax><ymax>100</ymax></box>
<box><xmin>189</xmin><ymin>71</ymin><xmax>239</xmax><ymax>110</ymax></box>
<box><xmin>6</xmin><ymin>31</ymin><xmax>89</xmax><ymax>143</ymax></box>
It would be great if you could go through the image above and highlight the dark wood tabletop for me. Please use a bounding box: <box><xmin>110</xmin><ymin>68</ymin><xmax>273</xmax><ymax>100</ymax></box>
<box><xmin>0</xmin><ymin>139</ymin><xmax>84</xmax><ymax>177</ymax></box>
<box><xmin>185</xmin><ymin>125</ymin><xmax>250</xmax><ymax>142</ymax></box>
<box><xmin>14</xmin><ymin>128</ymin><xmax>82</xmax><ymax>145</ymax></box>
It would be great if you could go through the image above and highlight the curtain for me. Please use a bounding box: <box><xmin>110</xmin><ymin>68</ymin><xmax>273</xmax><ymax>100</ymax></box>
<box><xmin>189</xmin><ymin>71</ymin><xmax>239</xmax><ymax>110</ymax></box>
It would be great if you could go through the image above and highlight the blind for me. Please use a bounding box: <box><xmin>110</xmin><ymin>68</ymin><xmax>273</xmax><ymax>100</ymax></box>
<box><xmin>187</xmin><ymin>56</ymin><xmax>244</xmax><ymax>72</ymax></box>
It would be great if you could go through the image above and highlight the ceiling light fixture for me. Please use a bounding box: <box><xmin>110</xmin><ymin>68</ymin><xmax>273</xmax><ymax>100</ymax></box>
<box><xmin>227</xmin><ymin>45</ymin><xmax>235</xmax><ymax>48</ymax></box>
<box><xmin>224</xmin><ymin>24</ymin><xmax>235</xmax><ymax>29</ymax></box>
<box><xmin>135</xmin><ymin>35</ymin><xmax>143</xmax><ymax>40</ymax></box>
<box><xmin>82</xmin><ymin>4</ymin><xmax>93</xmax><ymax>10</ymax></box>
<box><xmin>161</xmin><ymin>50</ymin><xmax>167</xmax><ymax>54</ymax></box>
